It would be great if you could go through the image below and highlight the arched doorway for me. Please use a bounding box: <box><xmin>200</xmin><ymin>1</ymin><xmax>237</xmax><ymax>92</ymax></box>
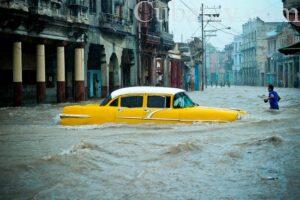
<box><xmin>109</xmin><ymin>53</ymin><xmax>119</xmax><ymax>93</ymax></box>
<box><xmin>87</xmin><ymin>44</ymin><xmax>102</xmax><ymax>98</ymax></box>
<box><xmin>121</xmin><ymin>49</ymin><xmax>134</xmax><ymax>87</ymax></box>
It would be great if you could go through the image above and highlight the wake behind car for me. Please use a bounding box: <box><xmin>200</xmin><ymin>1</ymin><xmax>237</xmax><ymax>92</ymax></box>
<box><xmin>60</xmin><ymin>87</ymin><xmax>246</xmax><ymax>126</ymax></box>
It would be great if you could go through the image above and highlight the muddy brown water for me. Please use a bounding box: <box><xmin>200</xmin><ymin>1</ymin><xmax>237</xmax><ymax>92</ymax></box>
<box><xmin>0</xmin><ymin>86</ymin><xmax>299</xmax><ymax>199</ymax></box>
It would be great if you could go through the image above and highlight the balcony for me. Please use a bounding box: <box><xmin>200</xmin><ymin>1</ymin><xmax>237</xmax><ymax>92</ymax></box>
<box><xmin>179</xmin><ymin>45</ymin><xmax>189</xmax><ymax>53</ymax></box>
<box><xmin>68</xmin><ymin>0</ymin><xmax>88</xmax><ymax>10</ymax></box>
<box><xmin>51</xmin><ymin>0</ymin><xmax>63</xmax><ymax>8</ymax></box>
<box><xmin>241</xmin><ymin>41</ymin><xmax>257</xmax><ymax>51</ymax></box>
<box><xmin>99</xmin><ymin>13</ymin><xmax>133</xmax><ymax>36</ymax></box>
<box><xmin>160</xmin><ymin>31</ymin><xmax>174</xmax><ymax>47</ymax></box>
<box><xmin>143</xmin><ymin>32</ymin><xmax>161</xmax><ymax>45</ymax></box>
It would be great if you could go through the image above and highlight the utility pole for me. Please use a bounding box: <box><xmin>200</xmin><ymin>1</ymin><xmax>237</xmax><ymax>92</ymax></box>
<box><xmin>198</xmin><ymin>4</ymin><xmax>221</xmax><ymax>91</ymax></box>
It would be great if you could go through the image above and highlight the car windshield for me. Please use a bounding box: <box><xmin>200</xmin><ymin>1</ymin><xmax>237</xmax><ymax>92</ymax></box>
<box><xmin>173</xmin><ymin>92</ymin><xmax>196</xmax><ymax>108</ymax></box>
<box><xmin>100</xmin><ymin>96</ymin><xmax>111</xmax><ymax>106</ymax></box>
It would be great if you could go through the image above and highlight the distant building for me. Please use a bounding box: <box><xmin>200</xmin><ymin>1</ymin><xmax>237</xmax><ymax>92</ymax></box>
<box><xmin>189</xmin><ymin>37</ymin><xmax>203</xmax><ymax>91</ymax></box>
<box><xmin>240</xmin><ymin>18</ymin><xmax>284</xmax><ymax>86</ymax></box>
<box><xmin>205</xmin><ymin>43</ymin><xmax>217</xmax><ymax>87</ymax></box>
<box><xmin>207</xmin><ymin>50</ymin><xmax>226</xmax><ymax>86</ymax></box>
<box><xmin>217</xmin><ymin>51</ymin><xmax>226</xmax><ymax>86</ymax></box>
<box><xmin>224</xmin><ymin>43</ymin><xmax>234</xmax><ymax>85</ymax></box>
<box><xmin>178</xmin><ymin>42</ymin><xmax>193</xmax><ymax>91</ymax></box>
<box><xmin>208</xmin><ymin>52</ymin><xmax>219</xmax><ymax>86</ymax></box>
<box><xmin>232</xmin><ymin>35</ymin><xmax>243</xmax><ymax>85</ymax></box>
<box><xmin>267</xmin><ymin>24</ymin><xmax>300</xmax><ymax>88</ymax></box>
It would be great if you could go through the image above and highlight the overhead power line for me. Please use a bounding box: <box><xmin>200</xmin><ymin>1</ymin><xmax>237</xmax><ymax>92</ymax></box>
<box><xmin>178</xmin><ymin>0</ymin><xmax>198</xmax><ymax>16</ymax></box>
<box><xmin>207</xmin><ymin>23</ymin><xmax>237</xmax><ymax>36</ymax></box>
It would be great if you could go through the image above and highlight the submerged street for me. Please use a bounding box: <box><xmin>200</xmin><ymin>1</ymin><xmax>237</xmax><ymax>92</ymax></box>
<box><xmin>0</xmin><ymin>86</ymin><xmax>299</xmax><ymax>199</ymax></box>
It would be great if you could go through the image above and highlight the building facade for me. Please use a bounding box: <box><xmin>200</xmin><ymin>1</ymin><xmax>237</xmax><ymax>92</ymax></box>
<box><xmin>0</xmin><ymin>0</ymin><xmax>140</xmax><ymax>106</ymax></box>
<box><xmin>207</xmin><ymin>51</ymin><xmax>226</xmax><ymax>86</ymax></box>
<box><xmin>224</xmin><ymin>43</ymin><xmax>234</xmax><ymax>85</ymax></box>
<box><xmin>0</xmin><ymin>0</ymin><xmax>176</xmax><ymax>107</ymax></box>
<box><xmin>137</xmin><ymin>0</ymin><xmax>174</xmax><ymax>87</ymax></box>
<box><xmin>267</xmin><ymin>24</ymin><xmax>300</xmax><ymax>88</ymax></box>
<box><xmin>178</xmin><ymin>42</ymin><xmax>193</xmax><ymax>91</ymax></box>
<box><xmin>240</xmin><ymin>18</ymin><xmax>283</xmax><ymax>86</ymax></box>
<box><xmin>232</xmin><ymin>35</ymin><xmax>242</xmax><ymax>85</ymax></box>
<box><xmin>205</xmin><ymin>43</ymin><xmax>217</xmax><ymax>87</ymax></box>
<box><xmin>189</xmin><ymin>37</ymin><xmax>203</xmax><ymax>91</ymax></box>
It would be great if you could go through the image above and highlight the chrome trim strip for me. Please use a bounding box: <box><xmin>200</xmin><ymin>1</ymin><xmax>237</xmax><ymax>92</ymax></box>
<box><xmin>145</xmin><ymin>109</ymin><xmax>164</xmax><ymax>119</ymax></box>
<box><xmin>144</xmin><ymin>118</ymin><xmax>178</xmax><ymax>121</ymax></box>
<box><xmin>60</xmin><ymin>114</ymin><xmax>90</xmax><ymax>119</ymax></box>
<box><xmin>179</xmin><ymin>119</ymin><xmax>228</xmax><ymax>122</ymax></box>
<box><xmin>118</xmin><ymin>117</ymin><xmax>143</xmax><ymax>120</ymax></box>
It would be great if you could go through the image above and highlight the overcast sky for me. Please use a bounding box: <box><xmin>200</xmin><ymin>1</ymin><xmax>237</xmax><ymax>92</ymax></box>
<box><xmin>169</xmin><ymin>0</ymin><xmax>287</xmax><ymax>50</ymax></box>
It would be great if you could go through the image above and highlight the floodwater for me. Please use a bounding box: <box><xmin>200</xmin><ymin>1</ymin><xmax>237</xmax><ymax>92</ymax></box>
<box><xmin>0</xmin><ymin>86</ymin><xmax>299</xmax><ymax>200</ymax></box>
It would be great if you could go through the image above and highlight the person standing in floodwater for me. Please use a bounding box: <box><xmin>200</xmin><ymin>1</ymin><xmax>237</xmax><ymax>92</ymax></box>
<box><xmin>264</xmin><ymin>84</ymin><xmax>281</xmax><ymax>110</ymax></box>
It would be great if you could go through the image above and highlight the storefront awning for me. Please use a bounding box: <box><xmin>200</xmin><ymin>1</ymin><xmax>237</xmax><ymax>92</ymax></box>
<box><xmin>278</xmin><ymin>41</ymin><xmax>300</xmax><ymax>55</ymax></box>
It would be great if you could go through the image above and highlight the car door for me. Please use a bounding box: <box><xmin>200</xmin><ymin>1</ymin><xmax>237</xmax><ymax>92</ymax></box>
<box><xmin>173</xmin><ymin>92</ymin><xmax>200</xmax><ymax>124</ymax></box>
<box><xmin>143</xmin><ymin>95</ymin><xmax>179</xmax><ymax>124</ymax></box>
<box><xmin>116</xmin><ymin>95</ymin><xmax>145</xmax><ymax>124</ymax></box>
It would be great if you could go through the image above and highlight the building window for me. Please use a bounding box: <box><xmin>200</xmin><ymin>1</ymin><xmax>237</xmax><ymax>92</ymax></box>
<box><xmin>129</xmin><ymin>9</ymin><xmax>134</xmax><ymax>23</ymax></box>
<box><xmin>70</xmin><ymin>7</ymin><xmax>79</xmax><ymax>17</ymax></box>
<box><xmin>115</xmin><ymin>4</ymin><xmax>123</xmax><ymax>19</ymax></box>
<box><xmin>89</xmin><ymin>0</ymin><xmax>96</xmax><ymax>14</ymax></box>
<box><xmin>101</xmin><ymin>0</ymin><xmax>111</xmax><ymax>14</ymax></box>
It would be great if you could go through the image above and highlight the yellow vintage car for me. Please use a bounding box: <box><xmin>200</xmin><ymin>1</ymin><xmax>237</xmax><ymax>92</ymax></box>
<box><xmin>60</xmin><ymin>87</ymin><xmax>246</xmax><ymax>126</ymax></box>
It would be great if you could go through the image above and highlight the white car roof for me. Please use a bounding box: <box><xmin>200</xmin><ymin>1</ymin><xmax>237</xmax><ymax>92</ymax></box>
<box><xmin>111</xmin><ymin>87</ymin><xmax>185</xmax><ymax>98</ymax></box>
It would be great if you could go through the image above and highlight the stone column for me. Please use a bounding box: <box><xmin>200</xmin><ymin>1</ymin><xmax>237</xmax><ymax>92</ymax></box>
<box><xmin>101</xmin><ymin>63</ymin><xmax>108</xmax><ymax>98</ymax></box>
<box><xmin>74</xmin><ymin>47</ymin><xmax>85</xmax><ymax>102</ymax></box>
<box><xmin>288</xmin><ymin>63</ymin><xmax>292</xmax><ymax>87</ymax></box>
<box><xmin>151</xmin><ymin>56</ymin><xmax>156</xmax><ymax>86</ymax></box>
<box><xmin>57</xmin><ymin>46</ymin><xmax>65</xmax><ymax>103</ymax></box>
<box><xmin>163</xmin><ymin>58</ymin><xmax>169</xmax><ymax>87</ymax></box>
<box><xmin>13</xmin><ymin>42</ymin><xmax>22</xmax><ymax>107</ymax></box>
<box><xmin>283</xmin><ymin>63</ymin><xmax>287</xmax><ymax>87</ymax></box>
<box><xmin>106</xmin><ymin>64</ymin><xmax>110</xmax><ymax>95</ymax></box>
<box><xmin>36</xmin><ymin>44</ymin><xmax>46</xmax><ymax>103</ymax></box>
<box><xmin>298</xmin><ymin>57</ymin><xmax>300</xmax><ymax>88</ymax></box>
<box><xmin>116</xmin><ymin>50</ymin><xmax>122</xmax><ymax>89</ymax></box>
<box><xmin>118</xmin><ymin>65</ymin><xmax>122</xmax><ymax>88</ymax></box>
<box><xmin>84</xmin><ymin>45</ymin><xmax>89</xmax><ymax>100</ymax></box>
<box><xmin>276</xmin><ymin>63</ymin><xmax>279</xmax><ymax>87</ymax></box>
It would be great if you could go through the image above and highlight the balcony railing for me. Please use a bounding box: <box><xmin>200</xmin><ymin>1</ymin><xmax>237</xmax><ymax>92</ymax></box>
<box><xmin>99</xmin><ymin>13</ymin><xmax>133</xmax><ymax>36</ymax></box>
<box><xmin>179</xmin><ymin>45</ymin><xmax>189</xmax><ymax>52</ymax></box>
<box><xmin>160</xmin><ymin>31</ymin><xmax>174</xmax><ymax>47</ymax></box>
<box><xmin>241</xmin><ymin>41</ymin><xmax>257</xmax><ymax>50</ymax></box>
<box><xmin>68</xmin><ymin>0</ymin><xmax>88</xmax><ymax>9</ymax></box>
<box><xmin>143</xmin><ymin>31</ymin><xmax>161</xmax><ymax>45</ymax></box>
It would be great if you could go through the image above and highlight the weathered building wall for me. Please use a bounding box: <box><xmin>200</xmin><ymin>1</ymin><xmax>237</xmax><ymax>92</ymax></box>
<box><xmin>232</xmin><ymin>35</ymin><xmax>242</xmax><ymax>85</ymax></box>
<box><xmin>0</xmin><ymin>0</ymin><xmax>139</xmax><ymax>106</ymax></box>
<box><xmin>241</xmin><ymin>18</ymin><xmax>284</xmax><ymax>86</ymax></box>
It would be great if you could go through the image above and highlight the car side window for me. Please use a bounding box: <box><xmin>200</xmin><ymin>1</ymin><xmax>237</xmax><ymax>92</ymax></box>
<box><xmin>147</xmin><ymin>96</ymin><xmax>171</xmax><ymax>108</ymax></box>
<box><xmin>121</xmin><ymin>96</ymin><xmax>143</xmax><ymax>108</ymax></box>
<box><xmin>173</xmin><ymin>92</ymin><xmax>195</xmax><ymax>109</ymax></box>
<box><xmin>109</xmin><ymin>98</ymin><xmax>118</xmax><ymax>107</ymax></box>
